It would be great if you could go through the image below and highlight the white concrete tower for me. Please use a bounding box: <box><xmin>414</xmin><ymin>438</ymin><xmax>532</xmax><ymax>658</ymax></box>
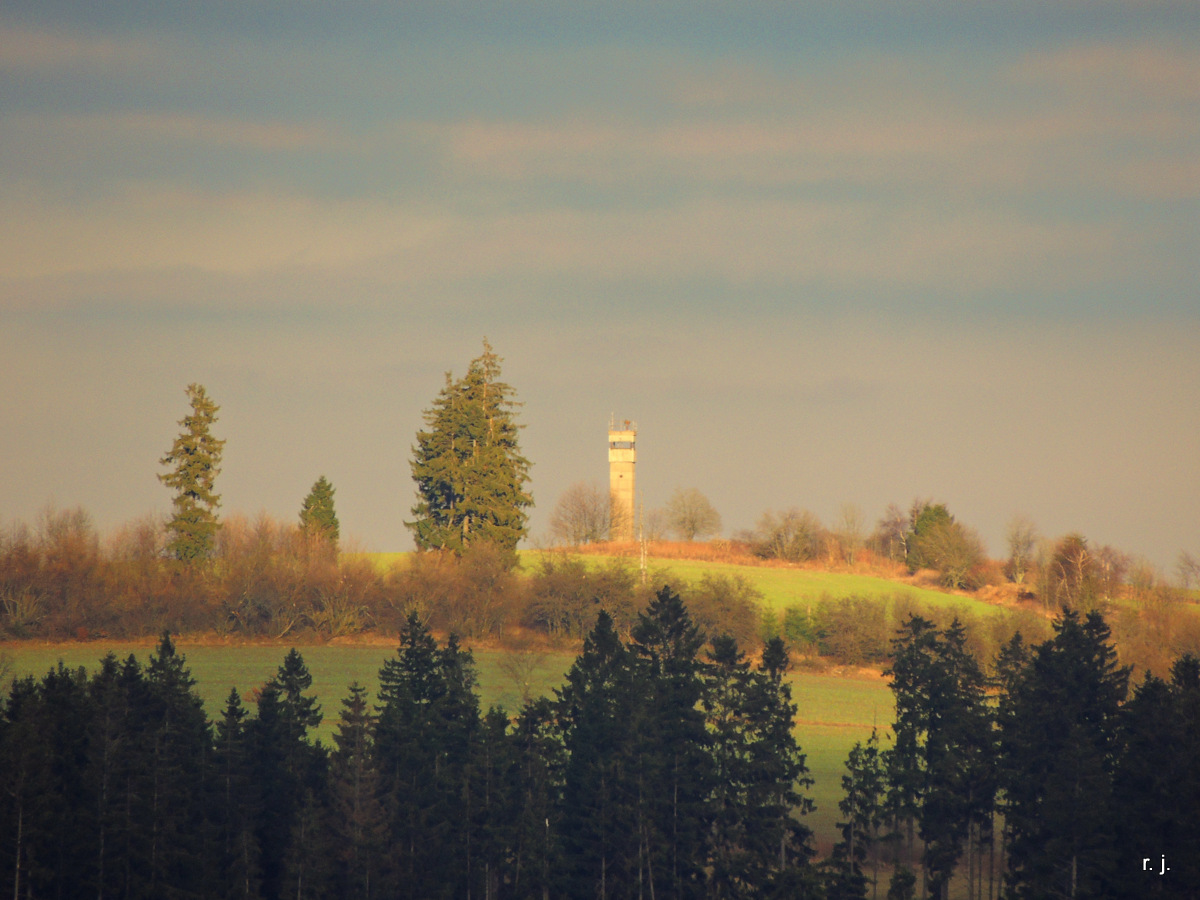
<box><xmin>608</xmin><ymin>418</ymin><xmax>636</xmax><ymax>543</ymax></box>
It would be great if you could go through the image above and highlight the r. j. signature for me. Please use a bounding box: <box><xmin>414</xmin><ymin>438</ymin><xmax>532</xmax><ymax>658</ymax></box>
<box><xmin>1143</xmin><ymin>855</ymin><xmax>1169</xmax><ymax>876</ymax></box>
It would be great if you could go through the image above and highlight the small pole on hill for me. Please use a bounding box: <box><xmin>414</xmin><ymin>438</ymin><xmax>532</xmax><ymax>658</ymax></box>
<box><xmin>639</xmin><ymin>500</ymin><xmax>648</xmax><ymax>586</ymax></box>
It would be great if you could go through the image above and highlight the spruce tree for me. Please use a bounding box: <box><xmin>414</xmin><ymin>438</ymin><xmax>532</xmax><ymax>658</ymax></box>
<box><xmin>628</xmin><ymin>586</ymin><xmax>713</xmax><ymax>898</ymax></box>
<box><xmin>375</xmin><ymin>614</ymin><xmax>443</xmax><ymax>899</ymax></box>
<box><xmin>508</xmin><ymin>697</ymin><xmax>565</xmax><ymax>899</ymax></box>
<box><xmin>884</xmin><ymin>617</ymin><xmax>994</xmax><ymax>900</ymax></box>
<box><xmin>918</xmin><ymin>621</ymin><xmax>992</xmax><ymax>900</ymax></box>
<box><xmin>747</xmin><ymin>636</ymin><xmax>817</xmax><ymax>894</ymax></box>
<box><xmin>883</xmin><ymin>616</ymin><xmax>939</xmax><ymax>869</ymax></box>
<box><xmin>436</xmin><ymin>633</ymin><xmax>483</xmax><ymax>895</ymax></box>
<box><xmin>704</xmin><ymin>634</ymin><xmax>815</xmax><ymax>896</ymax></box>
<box><xmin>1111</xmin><ymin>668</ymin><xmax>1198</xmax><ymax>899</ymax></box>
<box><xmin>212</xmin><ymin>688</ymin><xmax>264</xmax><ymax>900</ymax></box>
<box><xmin>249</xmin><ymin>683</ymin><xmax>292</xmax><ymax>900</ymax></box>
<box><xmin>705</xmin><ymin>634</ymin><xmax>758</xmax><ymax>894</ymax></box>
<box><xmin>159</xmin><ymin>383</ymin><xmax>225</xmax><ymax>561</ymax></box>
<box><xmin>250</xmin><ymin>650</ymin><xmax>327</xmax><ymax>900</ymax></box>
<box><xmin>270</xmin><ymin>648</ymin><xmax>324</xmax><ymax>758</ymax></box>
<box><xmin>1</xmin><ymin>665</ymin><xmax>94</xmax><ymax>899</ymax></box>
<box><xmin>299</xmin><ymin>475</ymin><xmax>340</xmax><ymax>548</ymax></box>
<box><xmin>408</xmin><ymin>339</ymin><xmax>532</xmax><ymax>560</ymax></box>
<box><xmin>556</xmin><ymin>610</ymin><xmax>641</xmax><ymax>897</ymax></box>
<box><xmin>113</xmin><ymin>655</ymin><xmax>157</xmax><ymax>898</ymax></box>
<box><xmin>329</xmin><ymin>683</ymin><xmax>385</xmax><ymax>900</ymax></box>
<box><xmin>375</xmin><ymin>613</ymin><xmax>481</xmax><ymax>899</ymax></box>
<box><xmin>999</xmin><ymin>611</ymin><xmax>1129</xmax><ymax>898</ymax></box>
<box><xmin>86</xmin><ymin>655</ymin><xmax>128</xmax><ymax>900</ymax></box>
<box><xmin>144</xmin><ymin>632</ymin><xmax>212</xmax><ymax>896</ymax></box>
<box><xmin>470</xmin><ymin>706</ymin><xmax>519</xmax><ymax>898</ymax></box>
<box><xmin>829</xmin><ymin>729</ymin><xmax>885</xmax><ymax>900</ymax></box>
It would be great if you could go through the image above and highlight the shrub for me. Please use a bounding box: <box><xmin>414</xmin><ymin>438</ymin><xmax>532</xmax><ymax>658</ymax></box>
<box><xmin>524</xmin><ymin>553</ymin><xmax>639</xmax><ymax>638</ymax></box>
<box><xmin>680</xmin><ymin>572</ymin><xmax>762</xmax><ymax>649</ymax></box>
<box><xmin>745</xmin><ymin>508</ymin><xmax>825</xmax><ymax>562</ymax></box>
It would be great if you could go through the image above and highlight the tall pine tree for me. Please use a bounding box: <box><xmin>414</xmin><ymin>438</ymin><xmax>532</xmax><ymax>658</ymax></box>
<box><xmin>328</xmin><ymin>683</ymin><xmax>384</xmax><ymax>900</ymax></box>
<box><xmin>299</xmin><ymin>475</ymin><xmax>340</xmax><ymax>549</ymax></box>
<box><xmin>828</xmin><ymin>728</ymin><xmax>885</xmax><ymax>900</ymax></box>
<box><xmin>375</xmin><ymin>613</ymin><xmax>481</xmax><ymax>899</ymax></box>
<box><xmin>884</xmin><ymin>616</ymin><xmax>994</xmax><ymax>900</ymax></box>
<box><xmin>408</xmin><ymin>339</ymin><xmax>532</xmax><ymax>560</ymax></box>
<box><xmin>705</xmin><ymin>635</ymin><xmax>816</xmax><ymax>897</ymax></box>
<box><xmin>999</xmin><ymin>611</ymin><xmax>1129</xmax><ymax>899</ymax></box>
<box><xmin>144</xmin><ymin>632</ymin><xmax>212</xmax><ymax>897</ymax></box>
<box><xmin>249</xmin><ymin>649</ymin><xmax>327</xmax><ymax>900</ymax></box>
<box><xmin>1111</xmin><ymin>660</ymin><xmax>1200</xmax><ymax>899</ymax></box>
<box><xmin>159</xmin><ymin>383</ymin><xmax>225</xmax><ymax>561</ymax></box>
<box><xmin>212</xmin><ymin>687</ymin><xmax>264</xmax><ymax>900</ymax></box>
<box><xmin>508</xmin><ymin>696</ymin><xmax>565</xmax><ymax>899</ymax></box>
<box><xmin>628</xmin><ymin>586</ymin><xmax>713</xmax><ymax>899</ymax></box>
<box><xmin>556</xmin><ymin>610</ymin><xmax>642</xmax><ymax>898</ymax></box>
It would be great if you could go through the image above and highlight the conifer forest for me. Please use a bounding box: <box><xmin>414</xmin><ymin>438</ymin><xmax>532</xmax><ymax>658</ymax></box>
<box><xmin>2</xmin><ymin>587</ymin><xmax>1195</xmax><ymax>900</ymax></box>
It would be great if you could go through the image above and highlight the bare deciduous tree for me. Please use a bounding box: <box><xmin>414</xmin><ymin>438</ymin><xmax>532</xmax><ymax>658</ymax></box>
<box><xmin>666</xmin><ymin>488</ymin><xmax>722</xmax><ymax>542</ymax></box>
<box><xmin>548</xmin><ymin>482</ymin><xmax>610</xmax><ymax>546</ymax></box>
<box><xmin>873</xmin><ymin>503</ymin><xmax>909</xmax><ymax>562</ymax></box>
<box><xmin>1177</xmin><ymin>551</ymin><xmax>1200</xmax><ymax>591</ymax></box>
<box><xmin>748</xmin><ymin>508</ymin><xmax>824</xmax><ymax>562</ymax></box>
<box><xmin>1095</xmin><ymin>544</ymin><xmax>1131</xmax><ymax>601</ymax></box>
<box><xmin>914</xmin><ymin>519</ymin><xmax>986</xmax><ymax>590</ymax></box>
<box><xmin>1044</xmin><ymin>533</ymin><xmax>1099</xmax><ymax>612</ymax></box>
<box><xmin>836</xmin><ymin>503</ymin><xmax>865</xmax><ymax>565</ymax></box>
<box><xmin>643</xmin><ymin>508</ymin><xmax>669</xmax><ymax>542</ymax></box>
<box><xmin>1005</xmin><ymin>515</ymin><xmax>1038</xmax><ymax>585</ymax></box>
<box><xmin>1126</xmin><ymin>557</ymin><xmax>1159</xmax><ymax>605</ymax></box>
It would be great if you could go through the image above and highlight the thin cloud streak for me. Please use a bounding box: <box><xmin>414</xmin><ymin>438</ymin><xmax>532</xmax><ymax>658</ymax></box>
<box><xmin>12</xmin><ymin>110</ymin><xmax>345</xmax><ymax>152</ymax></box>
<box><xmin>0</xmin><ymin>23</ymin><xmax>155</xmax><ymax>70</ymax></box>
<box><xmin>0</xmin><ymin>192</ymin><xmax>1139</xmax><ymax>307</ymax></box>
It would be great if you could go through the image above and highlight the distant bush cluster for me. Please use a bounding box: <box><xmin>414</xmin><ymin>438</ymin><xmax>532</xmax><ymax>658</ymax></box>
<box><xmin>0</xmin><ymin>509</ymin><xmax>761</xmax><ymax>648</ymax></box>
<box><xmin>774</xmin><ymin>593</ymin><xmax>1055</xmax><ymax>673</ymax></box>
<box><xmin>5</xmin><ymin>506</ymin><xmax>1199</xmax><ymax>679</ymax></box>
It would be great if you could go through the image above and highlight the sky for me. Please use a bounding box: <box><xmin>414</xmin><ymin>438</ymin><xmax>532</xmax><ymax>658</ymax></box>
<box><xmin>1</xmin><ymin>1</ymin><xmax>1197</xmax><ymax>572</ymax></box>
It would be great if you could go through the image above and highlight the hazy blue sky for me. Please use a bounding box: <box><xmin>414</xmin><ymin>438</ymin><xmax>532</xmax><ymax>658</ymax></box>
<box><xmin>2</xmin><ymin>1</ymin><xmax>1197</xmax><ymax>571</ymax></box>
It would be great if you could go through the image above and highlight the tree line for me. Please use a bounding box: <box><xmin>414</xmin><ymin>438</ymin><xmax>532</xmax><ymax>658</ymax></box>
<box><xmin>3</xmin><ymin>594</ymin><xmax>1195</xmax><ymax>899</ymax></box>
<box><xmin>0</xmin><ymin>588</ymin><xmax>813</xmax><ymax>899</ymax></box>
<box><xmin>5</xmin><ymin>505</ymin><xmax>1199</xmax><ymax>680</ymax></box>
<box><xmin>0</xmin><ymin>512</ymin><xmax>761</xmax><ymax>646</ymax></box>
<box><xmin>552</xmin><ymin>488</ymin><xmax>1199</xmax><ymax>626</ymax></box>
<box><xmin>153</xmin><ymin>347</ymin><xmax>1200</xmax><ymax>612</ymax></box>
<box><xmin>826</xmin><ymin>611</ymin><xmax>1199</xmax><ymax>900</ymax></box>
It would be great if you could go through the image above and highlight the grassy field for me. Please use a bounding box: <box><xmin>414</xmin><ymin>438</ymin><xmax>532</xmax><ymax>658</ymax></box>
<box><xmin>789</xmin><ymin>670</ymin><xmax>895</xmax><ymax>845</ymax></box>
<box><xmin>368</xmin><ymin>548</ymin><xmax>1008</xmax><ymax>619</ymax></box>
<box><xmin>0</xmin><ymin>641</ymin><xmax>572</xmax><ymax>740</ymax></box>
<box><xmin>627</xmin><ymin>556</ymin><xmax>1002</xmax><ymax>617</ymax></box>
<box><xmin>0</xmin><ymin>639</ymin><xmax>889</xmax><ymax>847</ymax></box>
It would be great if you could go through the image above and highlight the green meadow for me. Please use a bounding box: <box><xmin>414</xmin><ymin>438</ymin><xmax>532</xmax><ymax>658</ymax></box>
<box><xmin>0</xmin><ymin>639</ymin><xmax>890</xmax><ymax>847</ymax></box>
<box><xmin>626</xmin><ymin>556</ymin><xmax>1001</xmax><ymax>617</ymax></box>
<box><xmin>369</xmin><ymin>548</ymin><xmax>1005</xmax><ymax>618</ymax></box>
